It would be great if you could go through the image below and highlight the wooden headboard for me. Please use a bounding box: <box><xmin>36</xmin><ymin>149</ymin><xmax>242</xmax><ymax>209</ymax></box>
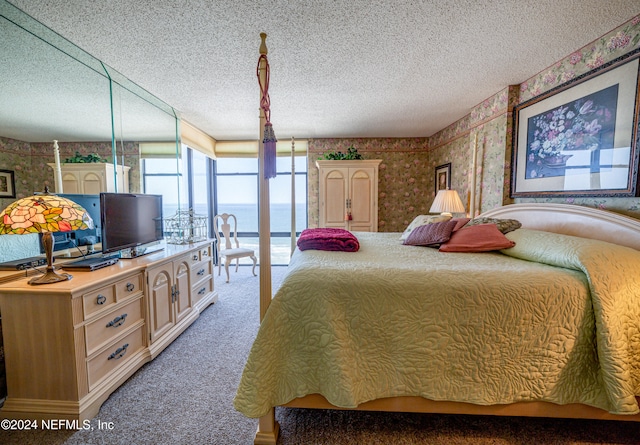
<box><xmin>479</xmin><ymin>203</ymin><xmax>640</xmax><ymax>250</ymax></box>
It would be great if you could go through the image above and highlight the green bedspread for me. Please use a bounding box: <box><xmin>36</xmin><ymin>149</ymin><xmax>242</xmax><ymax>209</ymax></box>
<box><xmin>234</xmin><ymin>229</ymin><xmax>640</xmax><ymax>418</ymax></box>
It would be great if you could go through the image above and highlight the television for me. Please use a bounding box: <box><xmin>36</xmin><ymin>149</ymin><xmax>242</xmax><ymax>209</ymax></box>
<box><xmin>100</xmin><ymin>193</ymin><xmax>164</xmax><ymax>257</ymax></box>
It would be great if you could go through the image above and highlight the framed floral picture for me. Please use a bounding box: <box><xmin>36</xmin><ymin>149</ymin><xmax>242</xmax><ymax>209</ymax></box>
<box><xmin>435</xmin><ymin>163</ymin><xmax>451</xmax><ymax>192</ymax></box>
<box><xmin>511</xmin><ymin>48</ymin><xmax>640</xmax><ymax>197</ymax></box>
<box><xmin>0</xmin><ymin>169</ymin><xmax>16</xmax><ymax>198</ymax></box>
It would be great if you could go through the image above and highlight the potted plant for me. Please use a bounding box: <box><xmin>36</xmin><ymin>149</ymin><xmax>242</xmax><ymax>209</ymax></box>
<box><xmin>319</xmin><ymin>145</ymin><xmax>363</xmax><ymax>160</ymax></box>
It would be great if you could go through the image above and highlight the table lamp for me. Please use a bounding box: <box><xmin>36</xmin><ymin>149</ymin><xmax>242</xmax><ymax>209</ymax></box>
<box><xmin>0</xmin><ymin>187</ymin><xmax>94</xmax><ymax>285</ymax></box>
<box><xmin>429</xmin><ymin>189</ymin><xmax>465</xmax><ymax>217</ymax></box>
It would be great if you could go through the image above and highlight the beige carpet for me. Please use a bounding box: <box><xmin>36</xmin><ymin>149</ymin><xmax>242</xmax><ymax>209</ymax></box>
<box><xmin>2</xmin><ymin>266</ymin><xmax>639</xmax><ymax>445</ymax></box>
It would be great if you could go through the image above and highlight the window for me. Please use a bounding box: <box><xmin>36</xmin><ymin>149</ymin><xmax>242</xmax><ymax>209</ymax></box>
<box><xmin>215</xmin><ymin>156</ymin><xmax>307</xmax><ymax>265</ymax></box>
<box><xmin>142</xmin><ymin>157</ymin><xmax>185</xmax><ymax>218</ymax></box>
<box><xmin>143</xmin><ymin>148</ymin><xmax>307</xmax><ymax>265</ymax></box>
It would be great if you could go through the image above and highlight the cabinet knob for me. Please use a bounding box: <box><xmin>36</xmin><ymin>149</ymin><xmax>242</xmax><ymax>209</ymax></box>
<box><xmin>96</xmin><ymin>295</ymin><xmax>107</xmax><ymax>305</ymax></box>
<box><xmin>107</xmin><ymin>343</ymin><xmax>129</xmax><ymax>360</ymax></box>
<box><xmin>192</xmin><ymin>254</ymin><xmax>199</xmax><ymax>261</ymax></box>
<box><xmin>126</xmin><ymin>283</ymin><xmax>135</xmax><ymax>292</ymax></box>
<box><xmin>198</xmin><ymin>287</ymin><xmax>206</xmax><ymax>295</ymax></box>
<box><xmin>197</xmin><ymin>268</ymin><xmax>205</xmax><ymax>276</ymax></box>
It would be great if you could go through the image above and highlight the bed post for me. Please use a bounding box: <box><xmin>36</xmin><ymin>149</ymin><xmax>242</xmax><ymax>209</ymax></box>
<box><xmin>256</xmin><ymin>32</ymin><xmax>279</xmax><ymax>445</ymax></box>
<box><xmin>291</xmin><ymin>137</ymin><xmax>296</xmax><ymax>256</ymax></box>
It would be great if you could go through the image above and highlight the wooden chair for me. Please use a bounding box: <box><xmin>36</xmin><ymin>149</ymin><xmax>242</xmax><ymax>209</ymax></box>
<box><xmin>213</xmin><ymin>213</ymin><xmax>257</xmax><ymax>283</ymax></box>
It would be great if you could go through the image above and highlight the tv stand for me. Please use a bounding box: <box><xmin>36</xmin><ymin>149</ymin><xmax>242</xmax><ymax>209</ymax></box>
<box><xmin>0</xmin><ymin>240</ymin><xmax>217</xmax><ymax>422</ymax></box>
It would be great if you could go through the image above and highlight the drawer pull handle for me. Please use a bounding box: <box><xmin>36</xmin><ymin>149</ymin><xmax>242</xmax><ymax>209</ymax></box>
<box><xmin>192</xmin><ymin>254</ymin><xmax>199</xmax><ymax>261</ymax></box>
<box><xmin>126</xmin><ymin>282</ymin><xmax>135</xmax><ymax>292</ymax></box>
<box><xmin>198</xmin><ymin>287</ymin><xmax>206</xmax><ymax>295</ymax></box>
<box><xmin>108</xmin><ymin>343</ymin><xmax>129</xmax><ymax>360</ymax></box>
<box><xmin>106</xmin><ymin>313</ymin><xmax>128</xmax><ymax>328</ymax></box>
<box><xmin>197</xmin><ymin>268</ymin><xmax>205</xmax><ymax>276</ymax></box>
<box><xmin>96</xmin><ymin>295</ymin><xmax>107</xmax><ymax>305</ymax></box>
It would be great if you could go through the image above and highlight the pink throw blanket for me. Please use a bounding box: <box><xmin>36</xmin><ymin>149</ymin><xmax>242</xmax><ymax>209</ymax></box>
<box><xmin>297</xmin><ymin>228</ymin><xmax>360</xmax><ymax>252</ymax></box>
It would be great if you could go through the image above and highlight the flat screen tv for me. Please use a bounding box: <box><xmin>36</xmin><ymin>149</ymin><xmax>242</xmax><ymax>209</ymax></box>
<box><xmin>100</xmin><ymin>193</ymin><xmax>163</xmax><ymax>256</ymax></box>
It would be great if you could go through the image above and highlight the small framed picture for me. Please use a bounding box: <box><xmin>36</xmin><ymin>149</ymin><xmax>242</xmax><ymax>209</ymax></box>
<box><xmin>0</xmin><ymin>170</ymin><xmax>16</xmax><ymax>198</ymax></box>
<box><xmin>435</xmin><ymin>163</ymin><xmax>451</xmax><ymax>192</ymax></box>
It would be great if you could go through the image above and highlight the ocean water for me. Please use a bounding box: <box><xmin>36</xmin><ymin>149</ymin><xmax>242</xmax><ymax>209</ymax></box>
<box><xmin>216</xmin><ymin>203</ymin><xmax>308</xmax><ymax>233</ymax></box>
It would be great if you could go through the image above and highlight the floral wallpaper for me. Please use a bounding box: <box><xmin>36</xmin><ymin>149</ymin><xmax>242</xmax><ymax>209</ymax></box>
<box><xmin>0</xmin><ymin>137</ymin><xmax>141</xmax><ymax>211</ymax></box>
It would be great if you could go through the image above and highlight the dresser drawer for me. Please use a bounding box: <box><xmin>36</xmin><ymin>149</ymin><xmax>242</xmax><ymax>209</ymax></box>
<box><xmin>192</xmin><ymin>277</ymin><xmax>213</xmax><ymax>304</ymax></box>
<box><xmin>115</xmin><ymin>273</ymin><xmax>143</xmax><ymax>301</ymax></box>
<box><xmin>87</xmin><ymin>325</ymin><xmax>145</xmax><ymax>391</ymax></box>
<box><xmin>199</xmin><ymin>245</ymin><xmax>212</xmax><ymax>261</ymax></box>
<box><xmin>187</xmin><ymin>245</ymin><xmax>212</xmax><ymax>266</ymax></box>
<box><xmin>82</xmin><ymin>286</ymin><xmax>117</xmax><ymax>319</ymax></box>
<box><xmin>84</xmin><ymin>296</ymin><xmax>144</xmax><ymax>356</ymax></box>
<box><xmin>191</xmin><ymin>259</ymin><xmax>212</xmax><ymax>278</ymax></box>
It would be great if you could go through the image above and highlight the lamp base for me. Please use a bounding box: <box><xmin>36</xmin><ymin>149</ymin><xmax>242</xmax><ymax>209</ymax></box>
<box><xmin>28</xmin><ymin>267</ymin><xmax>72</xmax><ymax>285</ymax></box>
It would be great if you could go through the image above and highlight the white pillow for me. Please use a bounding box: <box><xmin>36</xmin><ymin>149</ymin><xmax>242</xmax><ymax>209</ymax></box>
<box><xmin>399</xmin><ymin>214</ymin><xmax>452</xmax><ymax>241</ymax></box>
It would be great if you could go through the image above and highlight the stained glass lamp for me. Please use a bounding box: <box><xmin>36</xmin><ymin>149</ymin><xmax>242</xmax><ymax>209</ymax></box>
<box><xmin>429</xmin><ymin>189</ymin><xmax>466</xmax><ymax>217</ymax></box>
<box><xmin>0</xmin><ymin>188</ymin><xmax>94</xmax><ymax>285</ymax></box>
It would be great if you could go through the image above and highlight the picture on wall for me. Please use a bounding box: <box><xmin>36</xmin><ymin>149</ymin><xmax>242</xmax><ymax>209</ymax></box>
<box><xmin>512</xmin><ymin>49</ymin><xmax>640</xmax><ymax>197</ymax></box>
<box><xmin>435</xmin><ymin>163</ymin><xmax>451</xmax><ymax>192</ymax></box>
<box><xmin>0</xmin><ymin>169</ymin><xmax>16</xmax><ymax>198</ymax></box>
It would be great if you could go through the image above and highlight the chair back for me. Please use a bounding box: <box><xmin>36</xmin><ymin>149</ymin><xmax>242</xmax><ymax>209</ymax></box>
<box><xmin>213</xmin><ymin>213</ymin><xmax>240</xmax><ymax>251</ymax></box>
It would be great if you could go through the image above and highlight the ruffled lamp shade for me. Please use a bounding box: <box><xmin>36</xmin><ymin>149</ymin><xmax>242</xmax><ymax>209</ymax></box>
<box><xmin>0</xmin><ymin>188</ymin><xmax>94</xmax><ymax>284</ymax></box>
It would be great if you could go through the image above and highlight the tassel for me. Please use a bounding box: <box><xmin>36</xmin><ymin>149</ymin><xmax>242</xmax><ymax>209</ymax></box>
<box><xmin>263</xmin><ymin>122</ymin><xmax>277</xmax><ymax>179</ymax></box>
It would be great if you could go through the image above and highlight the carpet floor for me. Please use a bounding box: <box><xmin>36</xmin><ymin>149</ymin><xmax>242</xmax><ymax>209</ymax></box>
<box><xmin>1</xmin><ymin>265</ymin><xmax>639</xmax><ymax>445</ymax></box>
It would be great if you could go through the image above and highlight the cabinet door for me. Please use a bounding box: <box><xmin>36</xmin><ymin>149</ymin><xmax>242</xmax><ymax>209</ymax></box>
<box><xmin>348</xmin><ymin>168</ymin><xmax>375</xmax><ymax>231</ymax></box>
<box><xmin>319</xmin><ymin>167</ymin><xmax>348</xmax><ymax>228</ymax></box>
<box><xmin>147</xmin><ymin>265</ymin><xmax>175</xmax><ymax>343</ymax></box>
<box><xmin>173</xmin><ymin>257</ymin><xmax>193</xmax><ymax>324</ymax></box>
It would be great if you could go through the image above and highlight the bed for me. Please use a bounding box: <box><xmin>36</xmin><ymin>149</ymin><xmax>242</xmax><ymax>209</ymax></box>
<box><xmin>234</xmin><ymin>203</ymin><xmax>640</xmax><ymax>444</ymax></box>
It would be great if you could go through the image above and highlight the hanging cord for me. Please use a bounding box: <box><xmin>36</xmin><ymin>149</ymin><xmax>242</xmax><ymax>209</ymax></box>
<box><xmin>257</xmin><ymin>54</ymin><xmax>271</xmax><ymax>123</ymax></box>
<box><xmin>257</xmin><ymin>51</ymin><xmax>277</xmax><ymax>179</ymax></box>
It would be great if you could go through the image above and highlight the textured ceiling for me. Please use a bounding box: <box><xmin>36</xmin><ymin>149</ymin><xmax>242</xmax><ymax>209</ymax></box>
<box><xmin>5</xmin><ymin>0</ymin><xmax>640</xmax><ymax>141</ymax></box>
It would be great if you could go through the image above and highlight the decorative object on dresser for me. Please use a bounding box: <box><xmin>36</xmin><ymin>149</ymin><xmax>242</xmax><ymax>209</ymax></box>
<box><xmin>512</xmin><ymin>48</ymin><xmax>640</xmax><ymax>197</ymax></box>
<box><xmin>0</xmin><ymin>187</ymin><xmax>93</xmax><ymax>284</ymax></box>
<box><xmin>316</xmin><ymin>159</ymin><xmax>382</xmax><ymax>232</ymax></box>
<box><xmin>164</xmin><ymin>209</ymin><xmax>209</xmax><ymax>244</ymax></box>
<box><xmin>429</xmin><ymin>188</ymin><xmax>466</xmax><ymax>217</ymax></box>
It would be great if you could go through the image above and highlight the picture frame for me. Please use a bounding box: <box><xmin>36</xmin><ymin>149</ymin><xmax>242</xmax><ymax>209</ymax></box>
<box><xmin>511</xmin><ymin>49</ymin><xmax>640</xmax><ymax>197</ymax></box>
<box><xmin>0</xmin><ymin>169</ymin><xmax>16</xmax><ymax>198</ymax></box>
<box><xmin>435</xmin><ymin>163</ymin><xmax>451</xmax><ymax>192</ymax></box>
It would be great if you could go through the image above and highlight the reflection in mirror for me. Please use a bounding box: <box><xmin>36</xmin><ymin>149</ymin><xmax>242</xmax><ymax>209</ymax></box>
<box><xmin>0</xmin><ymin>0</ymin><xmax>181</xmax><ymax>263</ymax></box>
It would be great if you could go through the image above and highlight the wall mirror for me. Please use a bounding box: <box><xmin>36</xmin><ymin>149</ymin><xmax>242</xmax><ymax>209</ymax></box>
<box><xmin>0</xmin><ymin>0</ymin><xmax>181</xmax><ymax>262</ymax></box>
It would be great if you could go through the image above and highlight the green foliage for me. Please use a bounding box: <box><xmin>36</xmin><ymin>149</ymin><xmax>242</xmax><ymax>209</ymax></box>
<box><xmin>320</xmin><ymin>145</ymin><xmax>363</xmax><ymax>160</ymax></box>
<box><xmin>64</xmin><ymin>151</ymin><xmax>108</xmax><ymax>163</ymax></box>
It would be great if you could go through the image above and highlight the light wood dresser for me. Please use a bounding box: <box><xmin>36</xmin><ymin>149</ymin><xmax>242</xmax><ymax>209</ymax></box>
<box><xmin>0</xmin><ymin>240</ymin><xmax>217</xmax><ymax>421</ymax></box>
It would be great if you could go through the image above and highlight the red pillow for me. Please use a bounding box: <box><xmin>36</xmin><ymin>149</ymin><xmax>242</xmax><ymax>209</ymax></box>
<box><xmin>450</xmin><ymin>217</ymin><xmax>471</xmax><ymax>231</ymax></box>
<box><xmin>403</xmin><ymin>220</ymin><xmax>458</xmax><ymax>246</ymax></box>
<box><xmin>439</xmin><ymin>223</ymin><xmax>515</xmax><ymax>252</ymax></box>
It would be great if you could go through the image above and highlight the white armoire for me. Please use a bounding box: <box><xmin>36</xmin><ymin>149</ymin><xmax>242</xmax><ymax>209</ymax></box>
<box><xmin>48</xmin><ymin>163</ymin><xmax>130</xmax><ymax>194</ymax></box>
<box><xmin>316</xmin><ymin>159</ymin><xmax>381</xmax><ymax>232</ymax></box>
